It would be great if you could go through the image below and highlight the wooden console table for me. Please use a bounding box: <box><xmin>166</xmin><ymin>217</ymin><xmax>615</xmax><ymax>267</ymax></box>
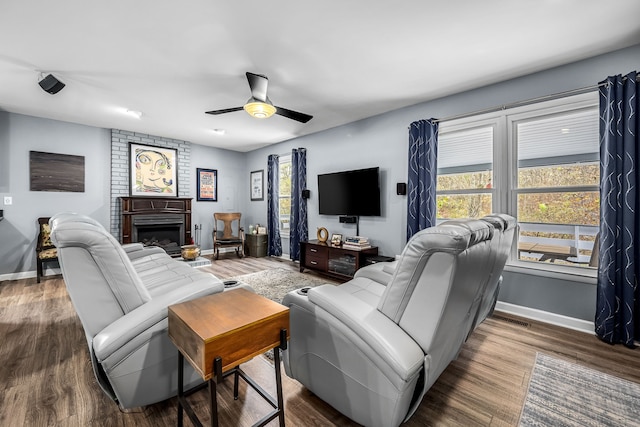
<box><xmin>300</xmin><ymin>240</ymin><xmax>378</xmax><ymax>279</ymax></box>
<box><xmin>168</xmin><ymin>288</ymin><xmax>290</xmax><ymax>427</ymax></box>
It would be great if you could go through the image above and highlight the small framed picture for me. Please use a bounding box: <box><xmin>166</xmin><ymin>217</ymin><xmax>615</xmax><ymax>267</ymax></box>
<box><xmin>250</xmin><ymin>170</ymin><xmax>264</xmax><ymax>201</ymax></box>
<box><xmin>196</xmin><ymin>168</ymin><xmax>218</xmax><ymax>201</ymax></box>
<box><xmin>331</xmin><ymin>234</ymin><xmax>342</xmax><ymax>246</ymax></box>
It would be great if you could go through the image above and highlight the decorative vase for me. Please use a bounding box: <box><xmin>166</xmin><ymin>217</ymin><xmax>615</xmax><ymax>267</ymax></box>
<box><xmin>181</xmin><ymin>244</ymin><xmax>201</xmax><ymax>261</ymax></box>
<box><xmin>317</xmin><ymin>227</ymin><xmax>329</xmax><ymax>243</ymax></box>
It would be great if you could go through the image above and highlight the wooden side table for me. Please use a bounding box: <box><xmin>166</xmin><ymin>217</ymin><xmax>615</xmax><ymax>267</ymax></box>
<box><xmin>168</xmin><ymin>288</ymin><xmax>290</xmax><ymax>427</ymax></box>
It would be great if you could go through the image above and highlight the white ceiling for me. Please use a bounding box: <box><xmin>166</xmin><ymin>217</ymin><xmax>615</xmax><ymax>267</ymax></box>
<box><xmin>1</xmin><ymin>1</ymin><xmax>639</xmax><ymax>152</ymax></box>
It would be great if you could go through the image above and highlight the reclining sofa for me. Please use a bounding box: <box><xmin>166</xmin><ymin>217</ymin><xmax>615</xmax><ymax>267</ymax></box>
<box><xmin>282</xmin><ymin>214</ymin><xmax>515</xmax><ymax>427</ymax></box>
<box><xmin>49</xmin><ymin>212</ymin><xmax>226</xmax><ymax>409</ymax></box>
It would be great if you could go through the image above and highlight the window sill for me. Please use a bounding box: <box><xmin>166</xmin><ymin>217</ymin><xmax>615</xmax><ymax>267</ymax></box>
<box><xmin>504</xmin><ymin>260</ymin><xmax>597</xmax><ymax>284</ymax></box>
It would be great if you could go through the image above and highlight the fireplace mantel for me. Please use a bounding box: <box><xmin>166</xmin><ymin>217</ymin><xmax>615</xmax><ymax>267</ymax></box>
<box><xmin>120</xmin><ymin>197</ymin><xmax>192</xmax><ymax>246</ymax></box>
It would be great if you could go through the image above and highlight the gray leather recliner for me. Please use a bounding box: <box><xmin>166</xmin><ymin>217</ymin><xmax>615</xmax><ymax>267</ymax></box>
<box><xmin>49</xmin><ymin>212</ymin><xmax>225</xmax><ymax>409</ymax></box>
<box><xmin>473</xmin><ymin>214</ymin><xmax>516</xmax><ymax>329</ymax></box>
<box><xmin>282</xmin><ymin>217</ymin><xmax>513</xmax><ymax>427</ymax></box>
<box><xmin>351</xmin><ymin>214</ymin><xmax>516</xmax><ymax>332</ymax></box>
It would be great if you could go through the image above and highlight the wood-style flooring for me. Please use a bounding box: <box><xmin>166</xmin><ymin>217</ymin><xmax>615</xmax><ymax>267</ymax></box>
<box><xmin>1</xmin><ymin>254</ymin><xmax>639</xmax><ymax>426</ymax></box>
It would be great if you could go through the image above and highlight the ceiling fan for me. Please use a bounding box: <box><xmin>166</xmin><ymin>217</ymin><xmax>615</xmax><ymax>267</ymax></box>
<box><xmin>205</xmin><ymin>72</ymin><xmax>313</xmax><ymax>123</ymax></box>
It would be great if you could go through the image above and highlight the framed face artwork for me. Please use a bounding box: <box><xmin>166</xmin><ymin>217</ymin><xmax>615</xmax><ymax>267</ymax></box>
<box><xmin>129</xmin><ymin>143</ymin><xmax>178</xmax><ymax>196</ymax></box>
<box><xmin>196</xmin><ymin>168</ymin><xmax>218</xmax><ymax>201</ymax></box>
<box><xmin>250</xmin><ymin>170</ymin><xmax>264</xmax><ymax>201</ymax></box>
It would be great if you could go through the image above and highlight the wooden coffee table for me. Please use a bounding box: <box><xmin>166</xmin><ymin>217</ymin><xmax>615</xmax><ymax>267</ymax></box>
<box><xmin>168</xmin><ymin>288</ymin><xmax>290</xmax><ymax>427</ymax></box>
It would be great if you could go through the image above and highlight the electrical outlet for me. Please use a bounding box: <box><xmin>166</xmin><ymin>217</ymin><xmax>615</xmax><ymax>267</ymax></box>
<box><xmin>3</xmin><ymin>196</ymin><xmax>12</xmax><ymax>205</ymax></box>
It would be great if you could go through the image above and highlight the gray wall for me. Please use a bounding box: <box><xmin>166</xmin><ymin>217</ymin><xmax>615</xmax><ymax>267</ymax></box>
<box><xmin>0</xmin><ymin>113</ymin><xmax>111</xmax><ymax>275</ymax></box>
<box><xmin>243</xmin><ymin>43</ymin><xmax>640</xmax><ymax>321</ymax></box>
<box><xmin>243</xmin><ymin>115</ymin><xmax>408</xmax><ymax>258</ymax></box>
<box><xmin>189</xmin><ymin>143</ymin><xmax>247</xmax><ymax>250</ymax></box>
<box><xmin>0</xmin><ymin>112</ymin><xmax>8</xmax><ymax>193</ymax></box>
<box><xmin>0</xmin><ymin>113</ymin><xmax>248</xmax><ymax>275</ymax></box>
<box><xmin>1</xmin><ymin>44</ymin><xmax>639</xmax><ymax>321</ymax></box>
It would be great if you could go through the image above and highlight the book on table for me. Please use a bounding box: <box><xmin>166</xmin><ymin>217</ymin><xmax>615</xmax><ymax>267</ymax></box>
<box><xmin>342</xmin><ymin>243</ymin><xmax>372</xmax><ymax>251</ymax></box>
<box><xmin>345</xmin><ymin>236</ymin><xmax>368</xmax><ymax>244</ymax></box>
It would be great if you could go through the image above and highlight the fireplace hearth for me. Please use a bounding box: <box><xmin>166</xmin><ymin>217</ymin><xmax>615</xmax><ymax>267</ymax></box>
<box><xmin>120</xmin><ymin>197</ymin><xmax>192</xmax><ymax>257</ymax></box>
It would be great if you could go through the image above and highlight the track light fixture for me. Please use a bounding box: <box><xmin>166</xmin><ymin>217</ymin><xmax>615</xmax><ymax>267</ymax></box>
<box><xmin>38</xmin><ymin>73</ymin><xmax>65</xmax><ymax>94</ymax></box>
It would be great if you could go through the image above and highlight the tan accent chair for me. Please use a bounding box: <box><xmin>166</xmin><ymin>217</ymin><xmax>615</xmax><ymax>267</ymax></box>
<box><xmin>36</xmin><ymin>217</ymin><xmax>58</xmax><ymax>283</ymax></box>
<box><xmin>212</xmin><ymin>212</ymin><xmax>245</xmax><ymax>260</ymax></box>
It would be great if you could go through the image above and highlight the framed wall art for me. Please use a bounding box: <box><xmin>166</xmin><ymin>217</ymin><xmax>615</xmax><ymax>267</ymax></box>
<box><xmin>129</xmin><ymin>142</ymin><xmax>178</xmax><ymax>197</ymax></box>
<box><xmin>250</xmin><ymin>170</ymin><xmax>264</xmax><ymax>201</ymax></box>
<box><xmin>29</xmin><ymin>151</ymin><xmax>85</xmax><ymax>192</ymax></box>
<box><xmin>196</xmin><ymin>168</ymin><xmax>218</xmax><ymax>201</ymax></box>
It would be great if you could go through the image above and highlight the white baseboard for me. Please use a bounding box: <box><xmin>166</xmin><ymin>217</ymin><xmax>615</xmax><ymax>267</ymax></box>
<box><xmin>495</xmin><ymin>301</ymin><xmax>595</xmax><ymax>335</ymax></box>
<box><xmin>0</xmin><ymin>267</ymin><xmax>61</xmax><ymax>282</ymax></box>
<box><xmin>0</xmin><ymin>271</ymin><xmax>35</xmax><ymax>281</ymax></box>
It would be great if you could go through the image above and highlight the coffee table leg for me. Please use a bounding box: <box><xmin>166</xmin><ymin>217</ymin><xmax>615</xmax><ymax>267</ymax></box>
<box><xmin>274</xmin><ymin>346</ymin><xmax>285</xmax><ymax>427</ymax></box>
<box><xmin>208</xmin><ymin>376</ymin><xmax>218</xmax><ymax>427</ymax></box>
<box><xmin>234</xmin><ymin>369</ymin><xmax>240</xmax><ymax>400</ymax></box>
<box><xmin>209</xmin><ymin>356</ymin><xmax>224</xmax><ymax>427</ymax></box>
<box><xmin>178</xmin><ymin>353</ymin><xmax>184</xmax><ymax>427</ymax></box>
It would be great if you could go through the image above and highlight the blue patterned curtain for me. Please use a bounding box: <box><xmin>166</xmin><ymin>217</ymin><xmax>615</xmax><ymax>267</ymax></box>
<box><xmin>407</xmin><ymin>119</ymin><xmax>439</xmax><ymax>241</ymax></box>
<box><xmin>596</xmin><ymin>71</ymin><xmax>639</xmax><ymax>347</ymax></box>
<box><xmin>289</xmin><ymin>148</ymin><xmax>308</xmax><ymax>261</ymax></box>
<box><xmin>267</xmin><ymin>154</ymin><xmax>282</xmax><ymax>256</ymax></box>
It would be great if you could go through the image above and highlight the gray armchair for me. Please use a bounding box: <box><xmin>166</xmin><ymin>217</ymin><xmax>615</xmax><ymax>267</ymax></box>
<box><xmin>49</xmin><ymin>212</ymin><xmax>225</xmax><ymax>409</ymax></box>
<box><xmin>282</xmin><ymin>218</ymin><xmax>508</xmax><ymax>427</ymax></box>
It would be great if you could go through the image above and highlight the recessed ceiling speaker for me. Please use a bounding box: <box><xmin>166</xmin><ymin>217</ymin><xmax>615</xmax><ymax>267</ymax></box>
<box><xmin>38</xmin><ymin>74</ymin><xmax>65</xmax><ymax>94</ymax></box>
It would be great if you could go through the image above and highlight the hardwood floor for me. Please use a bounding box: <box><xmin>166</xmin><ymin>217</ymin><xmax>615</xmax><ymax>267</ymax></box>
<box><xmin>1</xmin><ymin>255</ymin><xmax>639</xmax><ymax>426</ymax></box>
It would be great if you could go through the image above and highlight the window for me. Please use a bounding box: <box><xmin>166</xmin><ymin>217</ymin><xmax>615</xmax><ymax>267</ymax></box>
<box><xmin>279</xmin><ymin>155</ymin><xmax>292</xmax><ymax>236</ymax></box>
<box><xmin>512</xmin><ymin>107</ymin><xmax>599</xmax><ymax>267</ymax></box>
<box><xmin>437</xmin><ymin>125</ymin><xmax>494</xmax><ymax>220</ymax></box>
<box><xmin>437</xmin><ymin>93</ymin><xmax>599</xmax><ymax>272</ymax></box>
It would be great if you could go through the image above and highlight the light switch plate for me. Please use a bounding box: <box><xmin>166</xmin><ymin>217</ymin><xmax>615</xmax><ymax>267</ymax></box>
<box><xmin>3</xmin><ymin>196</ymin><xmax>12</xmax><ymax>205</ymax></box>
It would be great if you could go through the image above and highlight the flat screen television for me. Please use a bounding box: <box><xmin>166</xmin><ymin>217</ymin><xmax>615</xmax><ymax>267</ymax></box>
<box><xmin>318</xmin><ymin>167</ymin><xmax>381</xmax><ymax>216</ymax></box>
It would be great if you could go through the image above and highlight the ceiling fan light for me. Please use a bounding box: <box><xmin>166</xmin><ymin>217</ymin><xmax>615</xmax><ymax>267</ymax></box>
<box><xmin>243</xmin><ymin>101</ymin><xmax>276</xmax><ymax>119</ymax></box>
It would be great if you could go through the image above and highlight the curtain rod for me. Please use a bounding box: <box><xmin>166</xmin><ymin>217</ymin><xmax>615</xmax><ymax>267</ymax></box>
<box><xmin>429</xmin><ymin>72</ymin><xmax>639</xmax><ymax>124</ymax></box>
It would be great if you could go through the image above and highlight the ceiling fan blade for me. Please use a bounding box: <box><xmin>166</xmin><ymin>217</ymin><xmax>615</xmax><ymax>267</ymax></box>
<box><xmin>205</xmin><ymin>107</ymin><xmax>244</xmax><ymax>115</ymax></box>
<box><xmin>275</xmin><ymin>106</ymin><xmax>313</xmax><ymax>123</ymax></box>
<box><xmin>246</xmin><ymin>72</ymin><xmax>269</xmax><ymax>102</ymax></box>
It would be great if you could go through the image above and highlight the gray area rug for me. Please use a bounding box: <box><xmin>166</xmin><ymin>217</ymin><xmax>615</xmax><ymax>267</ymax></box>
<box><xmin>519</xmin><ymin>353</ymin><xmax>640</xmax><ymax>426</ymax></box>
<box><xmin>230</xmin><ymin>267</ymin><xmax>338</xmax><ymax>303</ymax></box>
<box><xmin>228</xmin><ymin>268</ymin><xmax>338</xmax><ymax>361</ymax></box>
